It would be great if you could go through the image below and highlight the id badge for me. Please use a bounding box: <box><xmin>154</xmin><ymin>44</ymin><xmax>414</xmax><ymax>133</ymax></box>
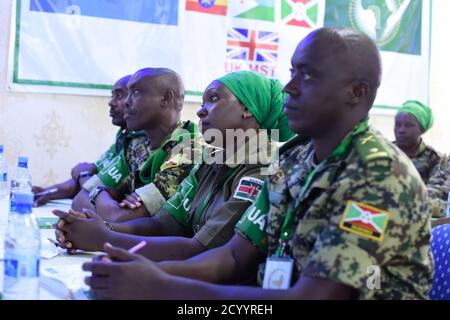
<box><xmin>262</xmin><ymin>256</ymin><xmax>294</xmax><ymax>290</ymax></box>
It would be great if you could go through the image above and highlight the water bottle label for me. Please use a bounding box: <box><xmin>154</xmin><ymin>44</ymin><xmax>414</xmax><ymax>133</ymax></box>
<box><xmin>4</xmin><ymin>258</ymin><xmax>40</xmax><ymax>278</ymax></box>
<box><xmin>4</xmin><ymin>259</ymin><xmax>19</xmax><ymax>278</ymax></box>
<box><xmin>447</xmin><ymin>192</ymin><xmax>450</xmax><ymax>217</ymax></box>
<box><xmin>1</xmin><ymin>172</ymin><xmax>6</xmax><ymax>182</ymax></box>
<box><xmin>9</xmin><ymin>198</ymin><xmax>16</xmax><ymax>213</ymax></box>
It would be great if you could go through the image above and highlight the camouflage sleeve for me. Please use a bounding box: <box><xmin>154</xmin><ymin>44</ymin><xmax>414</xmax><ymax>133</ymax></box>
<box><xmin>301</xmin><ymin>160</ymin><xmax>431</xmax><ymax>297</ymax></box>
<box><xmin>234</xmin><ymin>177</ymin><xmax>270</xmax><ymax>254</ymax></box>
<box><xmin>153</xmin><ymin>163</ymin><xmax>194</xmax><ymax>200</ymax></box>
<box><xmin>427</xmin><ymin>155</ymin><xmax>449</xmax><ymax>218</ymax></box>
<box><xmin>194</xmin><ymin>168</ymin><xmax>265</xmax><ymax>249</ymax></box>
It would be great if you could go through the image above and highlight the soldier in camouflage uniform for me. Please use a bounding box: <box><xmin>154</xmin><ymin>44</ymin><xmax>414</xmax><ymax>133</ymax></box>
<box><xmin>394</xmin><ymin>101</ymin><xmax>447</xmax><ymax>217</ymax></box>
<box><xmin>80</xmin><ymin>28</ymin><xmax>433</xmax><ymax>300</ymax></box>
<box><xmin>53</xmin><ymin>71</ymin><xmax>294</xmax><ymax>268</ymax></box>
<box><xmin>32</xmin><ymin>74</ymin><xmax>142</xmax><ymax>206</ymax></box>
<box><xmin>427</xmin><ymin>156</ymin><xmax>450</xmax><ymax>217</ymax></box>
<box><xmin>69</xmin><ymin>68</ymin><xmax>202</xmax><ymax>226</ymax></box>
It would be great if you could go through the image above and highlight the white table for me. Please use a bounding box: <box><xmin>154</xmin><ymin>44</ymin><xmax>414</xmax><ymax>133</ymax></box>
<box><xmin>0</xmin><ymin>198</ymin><xmax>95</xmax><ymax>300</ymax></box>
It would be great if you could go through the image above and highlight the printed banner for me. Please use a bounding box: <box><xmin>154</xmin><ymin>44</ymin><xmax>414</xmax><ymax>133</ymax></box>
<box><xmin>8</xmin><ymin>0</ymin><xmax>431</xmax><ymax>112</ymax></box>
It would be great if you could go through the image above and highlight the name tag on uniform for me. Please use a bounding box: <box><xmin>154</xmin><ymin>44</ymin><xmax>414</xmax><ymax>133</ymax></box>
<box><xmin>262</xmin><ymin>256</ymin><xmax>294</xmax><ymax>290</ymax></box>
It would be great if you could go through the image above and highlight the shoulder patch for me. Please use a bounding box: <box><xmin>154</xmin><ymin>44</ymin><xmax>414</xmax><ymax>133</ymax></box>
<box><xmin>339</xmin><ymin>200</ymin><xmax>390</xmax><ymax>242</ymax></box>
<box><xmin>160</xmin><ymin>155</ymin><xmax>183</xmax><ymax>171</ymax></box>
<box><xmin>233</xmin><ymin>177</ymin><xmax>264</xmax><ymax>203</ymax></box>
<box><xmin>354</xmin><ymin>131</ymin><xmax>392</xmax><ymax>166</ymax></box>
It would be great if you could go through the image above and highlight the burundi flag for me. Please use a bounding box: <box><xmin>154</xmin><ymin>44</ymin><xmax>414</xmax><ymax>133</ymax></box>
<box><xmin>339</xmin><ymin>201</ymin><xmax>389</xmax><ymax>241</ymax></box>
<box><xmin>280</xmin><ymin>0</ymin><xmax>320</xmax><ymax>28</ymax></box>
<box><xmin>324</xmin><ymin>0</ymin><xmax>422</xmax><ymax>55</ymax></box>
<box><xmin>231</xmin><ymin>0</ymin><xmax>275</xmax><ymax>22</ymax></box>
<box><xmin>186</xmin><ymin>0</ymin><xmax>228</xmax><ymax>16</ymax></box>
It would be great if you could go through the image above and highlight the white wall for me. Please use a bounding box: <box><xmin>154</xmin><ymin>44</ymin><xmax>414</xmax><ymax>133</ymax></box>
<box><xmin>0</xmin><ymin>0</ymin><xmax>449</xmax><ymax>186</ymax></box>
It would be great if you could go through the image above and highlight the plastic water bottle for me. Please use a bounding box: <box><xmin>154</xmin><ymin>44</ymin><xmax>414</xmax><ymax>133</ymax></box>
<box><xmin>9</xmin><ymin>157</ymin><xmax>32</xmax><ymax>214</ymax></box>
<box><xmin>3</xmin><ymin>192</ymin><xmax>41</xmax><ymax>300</ymax></box>
<box><xmin>0</xmin><ymin>145</ymin><xmax>8</xmax><ymax>199</ymax></box>
<box><xmin>447</xmin><ymin>191</ymin><xmax>450</xmax><ymax>217</ymax></box>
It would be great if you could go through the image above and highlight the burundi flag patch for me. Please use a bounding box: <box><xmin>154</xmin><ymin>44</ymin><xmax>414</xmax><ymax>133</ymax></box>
<box><xmin>234</xmin><ymin>177</ymin><xmax>264</xmax><ymax>203</ymax></box>
<box><xmin>339</xmin><ymin>201</ymin><xmax>389</xmax><ymax>242</ymax></box>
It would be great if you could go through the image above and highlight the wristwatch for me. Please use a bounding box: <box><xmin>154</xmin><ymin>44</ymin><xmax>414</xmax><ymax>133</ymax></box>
<box><xmin>89</xmin><ymin>186</ymin><xmax>107</xmax><ymax>205</ymax></box>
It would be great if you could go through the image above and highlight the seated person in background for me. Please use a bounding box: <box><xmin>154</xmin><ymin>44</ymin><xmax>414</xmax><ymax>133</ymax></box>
<box><xmin>71</xmin><ymin>68</ymin><xmax>202</xmax><ymax>223</ymax></box>
<box><xmin>82</xmin><ymin>28</ymin><xmax>433</xmax><ymax>300</ymax></box>
<box><xmin>53</xmin><ymin>70</ymin><xmax>295</xmax><ymax>262</ymax></box>
<box><xmin>427</xmin><ymin>156</ymin><xmax>450</xmax><ymax>217</ymax></box>
<box><xmin>394</xmin><ymin>101</ymin><xmax>448</xmax><ymax>217</ymax></box>
<box><xmin>32</xmin><ymin>74</ymin><xmax>135</xmax><ymax>206</ymax></box>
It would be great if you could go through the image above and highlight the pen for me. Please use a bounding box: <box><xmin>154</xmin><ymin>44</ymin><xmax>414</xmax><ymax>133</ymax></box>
<box><xmin>35</xmin><ymin>188</ymin><xmax>58</xmax><ymax>197</ymax></box>
<box><xmin>47</xmin><ymin>237</ymin><xmax>63</xmax><ymax>248</ymax></box>
<box><xmin>100</xmin><ymin>241</ymin><xmax>146</xmax><ymax>263</ymax></box>
<box><xmin>128</xmin><ymin>240</ymin><xmax>147</xmax><ymax>253</ymax></box>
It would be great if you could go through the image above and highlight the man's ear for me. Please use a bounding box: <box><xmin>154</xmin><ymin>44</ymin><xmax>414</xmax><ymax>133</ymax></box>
<box><xmin>347</xmin><ymin>81</ymin><xmax>369</xmax><ymax>106</ymax></box>
<box><xmin>161</xmin><ymin>89</ymin><xmax>174</xmax><ymax>108</ymax></box>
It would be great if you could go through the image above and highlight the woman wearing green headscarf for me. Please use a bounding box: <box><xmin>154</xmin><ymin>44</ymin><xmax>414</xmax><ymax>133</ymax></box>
<box><xmin>394</xmin><ymin>100</ymin><xmax>442</xmax><ymax>182</ymax></box>
<box><xmin>53</xmin><ymin>71</ymin><xmax>295</xmax><ymax>262</ymax></box>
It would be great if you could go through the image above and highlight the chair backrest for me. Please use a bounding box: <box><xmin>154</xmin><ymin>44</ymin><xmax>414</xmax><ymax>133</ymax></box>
<box><xmin>429</xmin><ymin>223</ymin><xmax>450</xmax><ymax>300</ymax></box>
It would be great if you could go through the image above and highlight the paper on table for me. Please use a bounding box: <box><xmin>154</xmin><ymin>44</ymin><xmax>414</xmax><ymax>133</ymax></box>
<box><xmin>41</xmin><ymin>264</ymin><xmax>89</xmax><ymax>293</ymax></box>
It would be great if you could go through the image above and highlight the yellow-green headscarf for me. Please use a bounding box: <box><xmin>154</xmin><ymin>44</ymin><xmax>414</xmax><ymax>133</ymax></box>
<box><xmin>217</xmin><ymin>71</ymin><xmax>295</xmax><ymax>142</ymax></box>
<box><xmin>397</xmin><ymin>100</ymin><xmax>434</xmax><ymax>133</ymax></box>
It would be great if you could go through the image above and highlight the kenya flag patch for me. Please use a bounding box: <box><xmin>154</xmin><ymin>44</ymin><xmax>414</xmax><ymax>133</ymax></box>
<box><xmin>339</xmin><ymin>201</ymin><xmax>389</xmax><ymax>242</ymax></box>
<box><xmin>233</xmin><ymin>177</ymin><xmax>264</xmax><ymax>203</ymax></box>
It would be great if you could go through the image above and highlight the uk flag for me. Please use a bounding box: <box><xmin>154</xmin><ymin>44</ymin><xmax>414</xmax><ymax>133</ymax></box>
<box><xmin>226</xmin><ymin>28</ymin><xmax>279</xmax><ymax>63</ymax></box>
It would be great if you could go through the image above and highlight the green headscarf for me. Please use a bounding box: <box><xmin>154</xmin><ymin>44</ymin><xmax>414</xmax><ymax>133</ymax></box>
<box><xmin>397</xmin><ymin>100</ymin><xmax>434</xmax><ymax>133</ymax></box>
<box><xmin>217</xmin><ymin>71</ymin><xmax>295</xmax><ymax>142</ymax></box>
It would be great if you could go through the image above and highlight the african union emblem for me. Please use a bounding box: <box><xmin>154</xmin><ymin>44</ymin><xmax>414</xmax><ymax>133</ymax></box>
<box><xmin>349</xmin><ymin>0</ymin><xmax>411</xmax><ymax>47</ymax></box>
<box><xmin>199</xmin><ymin>0</ymin><xmax>215</xmax><ymax>8</ymax></box>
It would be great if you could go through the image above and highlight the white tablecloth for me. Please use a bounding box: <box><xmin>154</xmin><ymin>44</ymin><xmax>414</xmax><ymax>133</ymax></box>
<box><xmin>0</xmin><ymin>197</ymin><xmax>95</xmax><ymax>300</ymax></box>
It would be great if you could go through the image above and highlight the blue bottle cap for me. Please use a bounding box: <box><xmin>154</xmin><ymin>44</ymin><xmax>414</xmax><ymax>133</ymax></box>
<box><xmin>0</xmin><ymin>145</ymin><xmax>3</xmax><ymax>153</ymax></box>
<box><xmin>18</xmin><ymin>156</ymin><xmax>28</xmax><ymax>167</ymax></box>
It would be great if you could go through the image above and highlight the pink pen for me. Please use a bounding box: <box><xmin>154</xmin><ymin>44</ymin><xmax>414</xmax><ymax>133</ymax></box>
<box><xmin>128</xmin><ymin>240</ymin><xmax>147</xmax><ymax>253</ymax></box>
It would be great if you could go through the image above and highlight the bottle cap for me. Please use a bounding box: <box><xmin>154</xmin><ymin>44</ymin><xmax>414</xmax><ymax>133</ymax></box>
<box><xmin>18</xmin><ymin>156</ymin><xmax>28</xmax><ymax>167</ymax></box>
<box><xmin>0</xmin><ymin>145</ymin><xmax>3</xmax><ymax>153</ymax></box>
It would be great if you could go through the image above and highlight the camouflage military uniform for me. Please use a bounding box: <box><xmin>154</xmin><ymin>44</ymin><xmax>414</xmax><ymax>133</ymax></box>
<box><xmin>83</xmin><ymin>130</ymin><xmax>149</xmax><ymax>194</ymax></box>
<box><xmin>94</xmin><ymin>128</ymin><xmax>131</xmax><ymax>172</ymax></box>
<box><xmin>399</xmin><ymin>140</ymin><xmax>444</xmax><ymax>184</ymax></box>
<box><xmin>395</xmin><ymin>140</ymin><xmax>447</xmax><ymax>218</ymax></box>
<box><xmin>84</xmin><ymin>121</ymin><xmax>203</xmax><ymax>215</ymax></box>
<box><xmin>237</xmin><ymin>121</ymin><xmax>433</xmax><ymax>299</ymax></box>
<box><xmin>427</xmin><ymin>156</ymin><xmax>450</xmax><ymax>218</ymax></box>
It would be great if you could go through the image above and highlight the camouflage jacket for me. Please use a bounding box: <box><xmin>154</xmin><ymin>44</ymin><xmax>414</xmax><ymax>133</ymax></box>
<box><xmin>397</xmin><ymin>140</ymin><xmax>447</xmax><ymax>218</ymax></box>
<box><xmin>84</xmin><ymin>121</ymin><xmax>204</xmax><ymax>215</ymax></box>
<box><xmin>94</xmin><ymin>128</ymin><xmax>133</xmax><ymax>172</ymax></box>
<box><xmin>405</xmin><ymin>140</ymin><xmax>443</xmax><ymax>184</ymax></box>
<box><xmin>237</xmin><ymin>124</ymin><xmax>433</xmax><ymax>299</ymax></box>
<box><xmin>427</xmin><ymin>155</ymin><xmax>450</xmax><ymax>218</ymax></box>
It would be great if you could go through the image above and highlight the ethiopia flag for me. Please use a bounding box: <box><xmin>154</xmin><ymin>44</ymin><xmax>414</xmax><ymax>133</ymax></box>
<box><xmin>280</xmin><ymin>0</ymin><xmax>320</xmax><ymax>28</ymax></box>
<box><xmin>339</xmin><ymin>201</ymin><xmax>389</xmax><ymax>241</ymax></box>
<box><xmin>231</xmin><ymin>0</ymin><xmax>275</xmax><ymax>22</ymax></box>
<box><xmin>186</xmin><ymin>0</ymin><xmax>228</xmax><ymax>16</ymax></box>
<box><xmin>324</xmin><ymin>0</ymin><xmax>422</xmax><ymax>55</ymax></box>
